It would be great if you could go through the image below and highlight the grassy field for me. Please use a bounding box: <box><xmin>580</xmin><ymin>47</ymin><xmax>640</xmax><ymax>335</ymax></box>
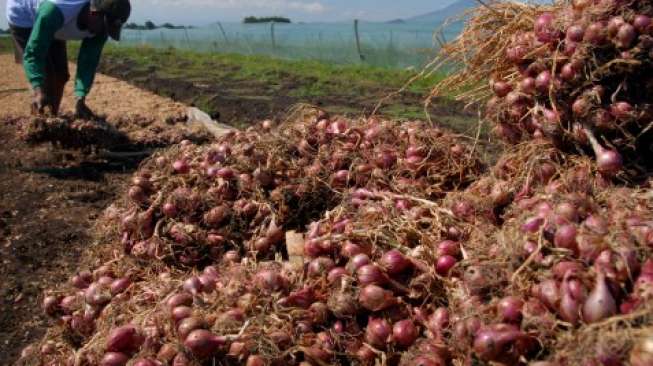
<box><xmin>93</xmin><ymin>43</ymin><xmax>444</xmax><ymax>96</ymax></box>
<box><xmin>1</xmin><ymin>37</ymin><xmax>479</xmax><ymax>137</ymax></box>
<box><xmin>88</xmin><ymin>43</ymin><xmax>464</xmax><ymax>126</ymax></box>
<box><xmin>0</xmin><ymin>36</ymin><xmax>12</xmax><ymax>54</ymax></box>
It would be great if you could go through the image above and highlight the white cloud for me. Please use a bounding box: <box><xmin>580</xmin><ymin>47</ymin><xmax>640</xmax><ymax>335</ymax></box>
<box><xmin>1</xmin><ymin>0</ymin><xmax>8</xmax><ymax>28</ymax></box>
<box><xmin>0</xmin><ymin>0</ymin><xmax>328</xmax><ymax>27</ymax></box>
<box><xmin>288</xmin><ymin>1</ymin><xmax>325</xmax><ymax>14</ymax></box>
<box><xmin>143</xmin><ymin>0</ymin><xmax>326</xmax><ymax>14</ymax></box>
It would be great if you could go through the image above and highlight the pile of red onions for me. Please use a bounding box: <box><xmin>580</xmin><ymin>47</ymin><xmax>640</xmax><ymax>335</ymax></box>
<box><xmin>113</xmin><ymin>109</ymin><xmax>481</xmax><ymax>268</ymax></box>
<box><xmin>480</xmin><ymin>1</ymin><xmax>653</xmax><ymax>178</ymax></box>
<box><xmin>33</xmin><ymin>153</ymin><xmax>653</xmax><ymax>366</ymax></box>
<box><xmin>26</xmin><ymin>9</ymin><xmax>653</xmax><ymax>360</ymax></box>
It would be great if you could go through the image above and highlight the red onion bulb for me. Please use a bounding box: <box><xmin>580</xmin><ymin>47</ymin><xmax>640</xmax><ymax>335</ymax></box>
<box><xmin>365</xmin><ymin>318</ymin><xmax>392</xmax><ymax>347</ymax></box>
<box><xmin>436</xmin><ymin>255</ymin><xmax>457</xmax><ymax>276</ymax></box>
<box><xmin>380</xmin><ymin>250</ymin><xmax>411</xmax><ymax>275</ymax></box>
<box><xmin>392</xmin><ymin>319</ymin><xmax>419</xmax><ymax>347</ymax></box>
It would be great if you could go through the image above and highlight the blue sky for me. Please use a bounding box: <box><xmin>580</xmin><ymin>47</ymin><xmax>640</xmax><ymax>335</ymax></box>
<box><xmin>1</xmin><ymin>0</ymin><xmax>461</xmax><ymax>28</ymax></box>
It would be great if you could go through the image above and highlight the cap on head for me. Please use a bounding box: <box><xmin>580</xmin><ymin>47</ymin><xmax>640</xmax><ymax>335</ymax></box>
<box><xmin>90</xmin><ymin>0</ymin><xmax>131</xmax><ymax>41</ymax></box>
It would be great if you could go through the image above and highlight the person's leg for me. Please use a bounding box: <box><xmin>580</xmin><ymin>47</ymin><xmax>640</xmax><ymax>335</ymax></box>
<box><xmin>45</xmin><ymin>40</ymin><xmax>69</xmax><ymax>115</ymax></box>
<box><xmin>9</xmin><ymin>26</ymin><xmax>41</xmax><ymax>114</ymax></box>
<box><xmin>8</xmin><ymin>25</ymin><xmax>29</xmax><ymax>65</ymax></box>
<box><xmin>11</xmin><ymin>36</ymin><xmax>24</xmax><ymax>64</ymax></box>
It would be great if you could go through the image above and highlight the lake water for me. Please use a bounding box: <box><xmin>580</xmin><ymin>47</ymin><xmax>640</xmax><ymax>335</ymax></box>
<box><xmin>118</xmin><ymin>21</ymin><xmax>463</xmax><ymax>69</ymax></box>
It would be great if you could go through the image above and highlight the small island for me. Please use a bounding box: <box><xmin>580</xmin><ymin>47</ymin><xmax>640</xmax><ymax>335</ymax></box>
<box><xmin>124</xmin><ymin>21</ymin><xmax>192</xmax><ymax>30</ymax></box>
<box><xmin>243</xmin><ymin>16</ymin><xmax>291</xmax><ymax>24</ymax></box>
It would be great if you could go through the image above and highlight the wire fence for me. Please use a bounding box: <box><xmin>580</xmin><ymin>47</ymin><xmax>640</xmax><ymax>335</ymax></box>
<box><xmin>117</xmin><ymin>21</ymin><xmax>463</xmax><ymax>69</ymax></box>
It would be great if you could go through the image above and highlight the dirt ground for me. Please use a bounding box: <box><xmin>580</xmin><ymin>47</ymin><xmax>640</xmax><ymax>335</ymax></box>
<box><xmin>0</xmin><ymin>54</ymin><xmax>201</xmax><ymax>365</ymax></box>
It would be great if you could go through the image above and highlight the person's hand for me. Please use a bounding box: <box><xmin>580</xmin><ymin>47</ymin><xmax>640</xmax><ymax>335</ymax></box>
<box><xmin>31</xmin><ymin>87</ymin><xmax>49</xmax><ymax>116</ymax></box>
<box><xmin>74</xmin><ymin>96</ymin><xmax>96</xmax><ymax>120</ymax></box>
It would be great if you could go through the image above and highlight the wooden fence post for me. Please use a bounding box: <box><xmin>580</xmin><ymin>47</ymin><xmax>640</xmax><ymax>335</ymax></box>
<box><xmin>217</xmin><ymin>22</ymin><xmax>229</xmax><ymax>43</ymax></box>
<box><xmin>183</xmin><ymin>27</ymin><xmax>191</xmax><ymax>49</ymax></box>
<box><xmin>270</xmin><ymin>21</ymin><xmax>277</xmax><ymax>51</ymax></box>
<box><xmin>354</xmin><ymin>19</ymin><xmax>365</xmax><ymax>61</ymax></box>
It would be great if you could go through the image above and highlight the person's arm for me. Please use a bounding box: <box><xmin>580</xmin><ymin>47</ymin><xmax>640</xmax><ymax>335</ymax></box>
<box><xmin>74</xmin><ymin>33</ymin><xmax>108</xmax><ymax>97</ymax></box>
<box><xmin>22</xmin><ymin>1</ymin><xmax>65</xmax><ymax>91</ymax></box>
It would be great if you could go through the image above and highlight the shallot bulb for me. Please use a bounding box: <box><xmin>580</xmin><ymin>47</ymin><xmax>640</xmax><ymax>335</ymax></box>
<box><xmin>359</xmin><ymin>285</ymin><xmax>396</xmax><ymax>312</ymax></box>
<box><xmin>172</xmin><ymin>160</ymin><xmax>190</xmax><ymax>174</ymax></box>
<box><xmin>177</xmin><ymin>317</ymin><xmax>206</xmax><ymax>340</ymax></box>
<box><xmin>184</xmin><ymin>329</ymin><xmax>226</xmax><ymax>358</ymax></box>
<box><xmin>365</xmin><ymin>318</ymin><xmax>392</xmax><ymax>347</ymax></box>
<box><xmin>356</xmin><ymin>264</ymin><xmax>387</xmax><ymax>286</ymax></box>
<box><xmin>559</xmin><ymin>273</ymin><xmax>585</xmax><ymax>325</ymax></box>
<box><xmin>583</xmin><ymin>127</ymin><xmax>623</xmax><ymax>176</ymax></box>
<box><xmin>380</xmin><ymin>250</ymin><xmax>411</xmax><ymax>275</ymax></box>
<box><xmin>182</xmin><ymin>276</ymin><xmax>203</xmax><ymax>295</ymax></box>
<box><xmin>255</xmin><ymin>269</ymin><xmax>286</xmax><ymax>293</ymax></box>
<box><xmin>308</xmin><ymin>257</ymin><xmax>336</xmax><ymax>277</ymax></box>
<box><xmin>497</xmin><ymin>296</ymin><xmax>524</xmax><ymax>324</ymax></box>
<box><xmin>436</xmin><ymin>255</ymin><xmax>457</xmax><ymax>276</ymax></box>
<box><xmin>106</xmin><ymin>324</ymin><xmax>144</xmax><ymax>354</ymax></box>
<box><xmin>554</xmin><ymin>224</ymin><xmax>578</xmax><ymax>254</ymax></box>
<box><xmin>100</xmin><ymin>352</ymin><xmax>129</xmax><ymax>366</ymax></box>
<box><xmin>582</xmin><ymin>271</ymin><xmax>617</xmax><ymax>323</ymax></box>
<box><xmin>520</xmin><ymin>77</ymin><xmax>536</xmax><ymax>95</ymax></box>
<box><xmin>615</xmin><ymin>23</ymin><xmax>637</xmax><ymax>48</ymax></box>
<box><xmin>473</xmin><ymin>324</ymin><xmax>530</xmax><ymax>363</ymax></box>
<box><xmin>85</xmin><ymin>283</ymin><xmax>111</xmax><ymax>306</ymax></box>
<box><xmin>167</xmin><ymin>293</ymin><xmax>193</xmax><ymax>309</ymax></box>
<box><xmin>535</xmin><ymin>13</ymin><xmax>558</xmax><ymax>43</ymax></box>
<box><xmin>608</xmin><ymin>17</ymin><xmax>626</xmax><ymax>38</ymax></box>
<box><xmin>596</xmin><ymin>149</ymin><xmax>623</xmax><ymax>176</ymax></box>
<box><xmin>585</xmin><ymin>22</ymin><xmax>607</xmax><ymax>45</ymax></box>
<box><xmin>566</xmin><ymin>24</ymin><xmax>585</xmax><ymax>42</ymax></box>
<box><xmin>436</xmin><ymin>240</ymin><xmax>460</xmax><ymax>257</ymax></box>
<box><xmin>493</xmin><ymin>81</ymin><xmax>513</xmax><ymax>97</ymax></box>
<box><xmin>634</xmin><ymin>15</ymin><xmax>652</xmax><ymax>34</ymax></box>
<box><xmin>535</xmin><ymin>70</ymin><xmax>552</xmax><ymax>94</ymax></box>
<box><xmin>327</xmin><ymin>267</ymin><xmax>348</xmax><ymax>284</ymax></box>
<box><xmin>42</xmin><ymin>296</ymin><xmax>60</xmax><ymax>316</ymax></box>
<box><xmin>346</xmin><ymin>253</ymin><xmax>370</xmax><ymax>273</ymax></box>
<box><xmin>392</xmin><ymin>319</ymin><xmax>419</xmax><ymax>347</ymax></box>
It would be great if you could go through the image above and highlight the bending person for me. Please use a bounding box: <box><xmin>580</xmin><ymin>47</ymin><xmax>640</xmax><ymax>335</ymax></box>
<box><xmin>6</xmin><ymin>0</ymin><xmax>131</xmax><ymax>118</ymax></box>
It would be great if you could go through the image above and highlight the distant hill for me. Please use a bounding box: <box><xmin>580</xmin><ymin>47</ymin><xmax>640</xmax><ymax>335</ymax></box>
<box><xmin>405</xmin><ymin>0</ymin><xmax>478</xmax><ymax>24</ymax></box>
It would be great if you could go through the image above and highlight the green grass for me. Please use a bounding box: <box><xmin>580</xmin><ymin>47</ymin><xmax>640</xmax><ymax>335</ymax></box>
<box><xmin>0</xmin><ymin>36</ymin><xmax>13</xmax><ymax>54</ymax></box>
<box><xmin>81</xmin><ymin>43</ymin><xmax>444</xmax><ymax>97</ymax></box>
<box><xmin>66</xmin><ymin>42</ymin><xmax>466</xmax><ymax>126</ymax></box>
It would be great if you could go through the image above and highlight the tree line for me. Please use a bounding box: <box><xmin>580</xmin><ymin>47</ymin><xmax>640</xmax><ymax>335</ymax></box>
<box><xmin>124</xmin><ymin>21</ymin><xmax>193</xmax><ymax>30</ymax></box>
<box><xmin>119</xmin><ymin>16</ymin><xmax>293</xmax><ymax>31</ymax></box>
<box><xmin>243</xmin><ymin>16</ymin><xmax>291</xmax><ymax>24</ymax></box>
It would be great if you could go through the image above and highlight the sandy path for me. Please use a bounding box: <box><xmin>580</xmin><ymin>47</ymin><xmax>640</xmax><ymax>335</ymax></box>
<box><xmin>0</xmin><ymin>54</ymin><xmax>187</xmax><ymax>122</ymax></box>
